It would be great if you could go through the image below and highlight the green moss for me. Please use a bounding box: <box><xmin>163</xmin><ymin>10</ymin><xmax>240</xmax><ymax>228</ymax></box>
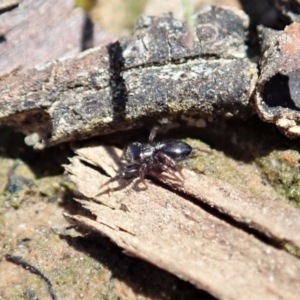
<box><xmin>124</xmin><ymin>0</ymin><xmax>148</xmax><ymax>29</ymax></box>
<box><xmin>84</xmin><ymin>0</ymin><xmax>148</xmax><ymax>36</ymax></box>
<box><xmin>36</xmin><ymin>175</ymin><xmax>74</xmax><ymax>199</ymax></box>
<box><xmin>284</xmin><ymin>243</ymin><xmax>300</xmax><ymax>258</ymax></box>
<box><xmin>8</xmin><ymin>195</ymin><xmax>22</xmax><ymax>209</ymax></box>
<box><xmin>75</xmin><ymin>0</ymin><xmax>97</xmax><ymax>11</ymax></box>
<box><xmin>256</xmin><ymin>150</ymin><xmax>300</xmax><ymax>205</ymax></box>
<box><xmin>53</xmin><ymin>258</ymin><xmax>120</xmax><ymax>299</ymax></box>
<box><xmin>184</xmin><ymin>138</ymin><xmax>259</xmax><ymax>196</ymax></box>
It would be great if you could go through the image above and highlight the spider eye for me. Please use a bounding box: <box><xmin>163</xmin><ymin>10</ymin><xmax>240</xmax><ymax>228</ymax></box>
<box><xmin>124</xmin><ymin>142</ymin><xmax>142</xmax><ymax>162</ymax></box>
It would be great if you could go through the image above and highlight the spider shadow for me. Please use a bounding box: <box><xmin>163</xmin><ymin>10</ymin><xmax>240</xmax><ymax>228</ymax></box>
<box><xmin>95</xmin><ymin>161</ymin><xmax>185</xmax><ymax>197</ymax></box>
<box><xmin>95</xmin><ymin>177</ymin><xmax>148</xmax><ymax>196</ymax></box>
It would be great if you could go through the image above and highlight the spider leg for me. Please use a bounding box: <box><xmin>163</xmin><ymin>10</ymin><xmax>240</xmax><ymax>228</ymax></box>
<box><xmin>158</xmin><ymin>161</ymin><xmax>184</xmax><ymax>182</ymax></box>
<box><xmin>139</xmin><ymin>163</ymin><xmax>149</xmax><ymax>188</ymax></box>
<box><xmin>149</xmin><ymin>126</ymin><xmax>159</xmax><ymax>142</ymax></box>
<box><xmin>155</xmin><ymin>152</ymin><xmax>185</xmax><ymax>179</ymax></box>
<box><xmin>100</xmin><ymin>165</ymin><xmax>139</xmax><ymax>188</ymax></box>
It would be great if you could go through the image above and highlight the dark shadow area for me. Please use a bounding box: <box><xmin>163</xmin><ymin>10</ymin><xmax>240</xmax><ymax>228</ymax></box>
<box><xmin>105</xmin><ymin>116</ymin><xmax>298</xmax><ymax>162</ymax></box>
<box><xmin>240</xmin><ymin>0</ymin><xmax>280</xmax><ymax>29</ymax></box>
<box><xmin>0</xmin><ymin>2</ymin><xmax>18</xmax><ymax>15</ymax></box>
<box><xmin>285</xmin><ymin>70</ymin><xmax>300</xmax><ymax>108</ymax></box>
<box><xmin>262</xmin><ymin>73</ymin><xmax>300</xmax><ymax>111</ymax></box>
<box><xmin>60</xmin><ymin>233</ymin><xmax>217</xmax><ymax>300</ymax></box>
<box><xmin>81</xmin><ymin>15</ymin><xmax>94</xmax><ymax>51</ymax></box>
<box><xmin>0</xmin><ymin>126</ymin><xmax>72</xmax><ymax>178</ymax></box>
<box><xmin>81</xmin><ymin>127</ymin><xmax>160</xmax><ymax>152</ymax></box>
<box><xmin>170</xmin><ymin>117</ymin><xmax>300</xmax><ymax>162</ymax></box>
<box><xmin>288</xmin><ymin>0</ymin><xmax>300</xmax><ymax>14</ymax></box>
<box><xmin>0</xmin><ymin>35</ymin><xmax>6</xmax><ymax>44</ymax></box>
<box><xmin>2</xmin><ymin>113</ymin><xmax>298</xmax><ymax>180</ymax></box>
<box><xmin>2</xmin><ymin>108</ymin><xmax>54</xmax><ymax>147</ymax></box>
<box><xmin>74</xmin><ymin>115</ymin><xmax>300</xmax><ymax>165</ymax></box>
<box><xmin>239</xmin><ymin>0</ymin><xmax>278</xmax><ymax>59</ymax></box>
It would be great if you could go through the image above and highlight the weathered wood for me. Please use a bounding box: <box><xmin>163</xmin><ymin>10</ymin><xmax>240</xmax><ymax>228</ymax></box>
<box><xmin>72</xmin><ymin>145</ymin><xmax>300</xmax><ymax>250</ymax></box>
<box><xmin>0</xmin><ymin>7</ymin><xmax>257</xmax><ymax>149</ymax></box>
<box><xmin>0</xmin><ymin>0</ymin><xmax>116</xmax><ymax>76</ymax></box>
<box><xmin>255</xmin><ymin>23</ymin><xmax>300</xmax><ymax>138</ymax></box>
<box><xmin>163</xmin><ymin>168</ymin><xmax>300</xmax><ymax>250</ymax></box>
<box><xmin>64</xmin><ymin>145</ymin><xmax>300</xmax><ymax>300</ymax></box>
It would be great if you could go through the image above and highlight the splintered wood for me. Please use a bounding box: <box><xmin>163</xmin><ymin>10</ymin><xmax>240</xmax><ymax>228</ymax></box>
<box><xmin>64</xmin><ymin>146</ymin><xmax>300</xmax><ymax>300</ymax></box>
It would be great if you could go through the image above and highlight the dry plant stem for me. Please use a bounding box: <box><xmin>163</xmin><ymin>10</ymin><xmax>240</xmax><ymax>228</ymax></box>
<box><xmin>64</xmin><ymin>146</ymin><xmax>300</xmax><ymax>300</ymax></box>
<box><xmin>5</xmin><ymin>254</ymin><xmax>57</xmax><ymax>300</ymax></box>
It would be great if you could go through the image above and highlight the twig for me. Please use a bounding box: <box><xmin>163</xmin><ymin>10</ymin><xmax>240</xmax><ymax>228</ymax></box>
<box><xmin>5</xmin><ymin>254</ymin><xmax>57</xmax><ymax>300</ymax></box>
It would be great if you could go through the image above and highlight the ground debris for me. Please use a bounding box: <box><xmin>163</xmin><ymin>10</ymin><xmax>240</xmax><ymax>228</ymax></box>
<box><xmin>64</xmin><ymin>145</ymin><xmax>300</xmax><ymax>300</ymax></box>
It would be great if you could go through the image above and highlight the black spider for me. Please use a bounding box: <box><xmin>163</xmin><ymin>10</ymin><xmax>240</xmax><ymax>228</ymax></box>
<box><xmin>103</xmin><ymin>128</ymin><xmax>193</xmax><ymax>187</ymax></box>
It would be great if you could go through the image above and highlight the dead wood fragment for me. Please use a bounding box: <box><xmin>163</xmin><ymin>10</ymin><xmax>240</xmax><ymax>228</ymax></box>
<box><xmin>64</xmin><ymin>145</ymin><xmax>300</xmax><ymax>300</ymax></box>
<box><xmin>0</xmin><ymin>0</ymin><xmax>116</xmax><ymax>76</ymax></box>
<box><xmin>0</xmin><ymin>6</ymin><xmax>257</xmax><ymax>149</ymax></box>
<box><xmin>255</xmin><ymin>23</ymin><xmax>300</xmax><ymax>138</ymax></box>
<box><xmin>161</xmin><ymin>169</ymin><xmax>300</xmax><ymax>250</ymax></box>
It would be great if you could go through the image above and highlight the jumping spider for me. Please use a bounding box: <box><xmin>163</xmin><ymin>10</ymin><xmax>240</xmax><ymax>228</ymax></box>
<box><xmin>103</xmin><ymin>128</ymin><xmax>193</xmax><ymax>187</ymax></box>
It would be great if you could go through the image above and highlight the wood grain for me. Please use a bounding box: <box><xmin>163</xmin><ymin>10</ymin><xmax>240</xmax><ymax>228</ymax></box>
<box><xmin>64</xmin><ymin>145</ymin><xmax>300</xmax><ymax>300</ymax></box>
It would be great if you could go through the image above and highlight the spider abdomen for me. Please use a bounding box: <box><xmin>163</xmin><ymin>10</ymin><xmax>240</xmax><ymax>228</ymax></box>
<box><xmin>155</xmin><ymin>140</ymin><xmax>192</xmax><ymax>161</ymax></box>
